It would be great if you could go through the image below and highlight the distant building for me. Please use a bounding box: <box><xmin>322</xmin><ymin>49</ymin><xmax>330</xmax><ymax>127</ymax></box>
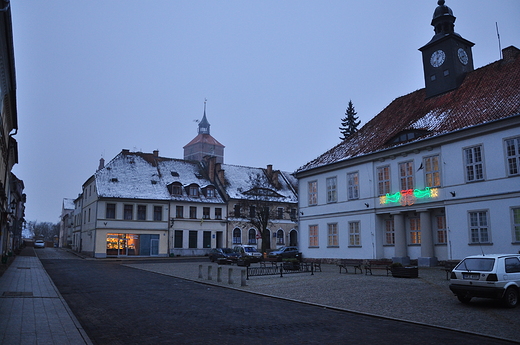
<box><xmin>295</xmin><ymin>2</ymin><xmax>520</xmax><ymax>265</ymax></box>
<box><xmin>72</xmin><ymin>109</ymin><xmax>297</xmax><ymax>257</ymax></box>
<box><xmin>59</xmin><ymin>198</ymin><xmax>75</xmax><ymax>248</ymax></box>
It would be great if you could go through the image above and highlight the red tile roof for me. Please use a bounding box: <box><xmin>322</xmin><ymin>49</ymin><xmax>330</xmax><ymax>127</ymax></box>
<box><xmin>183</xmin><ymin>133</ymin><xmax>225</xmax><ymax>148</ymax></box>
<box><xmin>297</xmin><ymin>47</ymin><xmax>520</xmax><ymax>173</ymax></box>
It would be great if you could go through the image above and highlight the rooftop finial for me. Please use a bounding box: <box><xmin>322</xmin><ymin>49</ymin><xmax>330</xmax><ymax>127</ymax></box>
<box><xmin>438</xmin><ymin>0</ymin><xmax>445</xmax><ymax>5</ymax></box>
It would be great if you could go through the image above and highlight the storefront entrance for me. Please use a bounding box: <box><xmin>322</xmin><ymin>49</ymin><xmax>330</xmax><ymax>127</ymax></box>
<box><xmin>106</xmin><ymin>233</ymin><xmax>159</xmax><ymax>257</ymax></box>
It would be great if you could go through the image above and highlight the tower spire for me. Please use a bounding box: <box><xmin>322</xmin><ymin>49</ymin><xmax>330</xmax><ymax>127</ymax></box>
<box><xmin>198</xmin><ymin>98</ymin><xmax>210</xmax><ymax>135</ymax></box>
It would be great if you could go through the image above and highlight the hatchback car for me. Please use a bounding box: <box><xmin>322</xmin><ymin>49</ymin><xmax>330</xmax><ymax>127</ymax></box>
<box><xmin>34</xmin><ymin>240</ymin><xmax>45</xmax><ymax>248</ymax></box>
<box><xmin>208</xmin><ymin>248</ymin><xmax>239</xmax><ymax>263</ymax></box>
<box><xmin>449</xmin><ymin>254</ymin><xmax>520</xmax><ymax>308</ymax></box>
<box><xmin>267</xmin><ymin>246</ymin><xmax>300</xmax><ymax>260</ymax></box>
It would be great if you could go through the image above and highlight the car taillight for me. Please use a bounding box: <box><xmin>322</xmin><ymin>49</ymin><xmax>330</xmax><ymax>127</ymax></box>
<box><xmin>450</xmin><ymin>272</ymin><xmax>457</xmax><ymax>279</ymax></box>
<box><xmin>486</xmin><ymin>274</ymin><xmax>498</xmax><ymax>281</ymax></box>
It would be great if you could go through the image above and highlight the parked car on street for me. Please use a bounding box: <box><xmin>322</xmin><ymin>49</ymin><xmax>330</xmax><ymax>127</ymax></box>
<box><xmin>449</xmin><ymin>254</ymin><xmax>520</xmax><ymax>308</ymax></box>
<box><xmin>34</xmin><ymin>240</ymin><xmax>45</xmax><ymax>248</ymax></box>
<box><xmin>233</xmin><ymin>245</ymin><xmax>263</xmax><ymax>263</ymax></box>
<box><xmin>208</xmin><ymin>248</ymin><xmax>240</xmax><ymax>264</ymax></box>
<box><xmin>267</xmin><ymin>246</ymin><xmax>300</xmax><ymax>260</ymax></box>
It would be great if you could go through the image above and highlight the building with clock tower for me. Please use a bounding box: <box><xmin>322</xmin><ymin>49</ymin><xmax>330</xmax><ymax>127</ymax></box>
<box><xmin>419</xmin><ymin>0</ymin><xmax>475</xmax><ymax>98</ymax></box>
<box><xmin>295</xmin><ymin>1</ymin><xmax>520</xmax><ymax>266</ymax></box>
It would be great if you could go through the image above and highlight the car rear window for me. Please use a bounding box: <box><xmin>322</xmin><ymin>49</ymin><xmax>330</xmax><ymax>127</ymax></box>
<box><xmin>456</xmin><ymin>258</ymin><xmax>495</xmax><ymax>272</ymax></box>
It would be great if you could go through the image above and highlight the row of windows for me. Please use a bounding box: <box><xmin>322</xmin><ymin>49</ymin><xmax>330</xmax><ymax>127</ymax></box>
<box><xmin>308</xmin><ymin>137</ymin><xmax>520</xmax><ymax>206</ymax></box>
<box><xmin>173</xmin><ymin>230</ymin><xmax>212</xmax><ymax>249</ymax></box>
<box><xmin>232</xmin><ymin>228</ymin><xmax>287</xmax><ymax>245</ymax></box>
<box><xmin>308</xmin><ymin>208</ymin><xmax>520</xmax><ymax>247</ymax></box>
<box><xmin>106</xmin><ymin>204</ymin><xmax>164</xmax><ymax>221</ymax></box>
<box><xmin>232</xmin><ymin>205</ymin><xmax>298</xmax><ymax>221</ymax></box>
<box><xmin>175</xmin><ymin>206</ymin><xmax>222</xmax><ymax>220</ymax></box>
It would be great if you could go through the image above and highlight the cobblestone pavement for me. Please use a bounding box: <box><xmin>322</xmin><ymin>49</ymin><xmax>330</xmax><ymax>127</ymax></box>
<box><xmin>125</xmin><ymin>261</ymin><xmax>520</xmax><ymax>343</ymax></box>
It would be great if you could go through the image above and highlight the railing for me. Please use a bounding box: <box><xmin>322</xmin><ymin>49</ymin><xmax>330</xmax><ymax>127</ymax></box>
<box><xmin>246</xmin><ymin>262</ymin><xmax>314</xmax><ymax>279</ymax></box>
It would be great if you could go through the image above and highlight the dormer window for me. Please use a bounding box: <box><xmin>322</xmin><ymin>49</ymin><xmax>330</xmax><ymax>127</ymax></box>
<box><xmin>168</xmin><ymin>182</ymin><xmax>183</xmax><ymax>196</ymax></box>
<box><xmin>188</xmin><ymin>184</ymin><xmax>199</xmax><ymax>197</ymax></box>
<box><xmin>205</xmin><ymin>187</ymin><xmax>215</xmax><ymax>198</ymax></box>
<box><xmin>388</xmin><ymin>130</ymin><xmax>430</xmax><ymax>145</ymax></box>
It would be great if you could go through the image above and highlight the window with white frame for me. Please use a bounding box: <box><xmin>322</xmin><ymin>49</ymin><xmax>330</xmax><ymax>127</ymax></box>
<box><xmin>233</xmin><ymin>228</ymin><xmax>241</xmax><ymax>244</ymax></box>
<box><xmin>327</xmin><ymin>223</ymin><xmax>338</xmax><ymax>247</ymax></box>
<box><xmin>377</xmin><ymin>166</ymin><xmax>390</xmax><ymax>196</ymax></box>
<box><xmin>513</xmin><ymin>208</ymin><xmax>520</xmax><ymax>243</ymax></box>
<box><xmin>469</xmin><ymin>210</ymin><xmax>490</xmax><ymax>243</ymax></box>
<box><xmin>436</xmin><ymin>215</ymin><xmax>447</xmax><ymax>244</ymax></box>
<box><xmin>248</xmin><ymin>229</ymin><xmax>257</xmax><ymax>244</ymax></box>
<box><xmin>347</xmin><ymin>172</ymin><xmax>359</xmax><ymax>200</ymax></box>
<box><xmin>385</xmin><ymin>219</ymin><xmax>395</xmax><ymax>245</ymax></box>
<box><xmin>309</xmin><ymin>225</ymin><xmax>319</xmax><ymax>247</ymax></box>
<box><xmin>505</xmin><ymin>137</ymin><xmax>520</xmax><ymax>176</ymax></box>
<box><xmin>464</xmin><ymin>145</ymin><xmax>484</xmax><ymax>182</ymax></box>
<box><xmin>349</xmin><ymin>221</ymin><xmax>361</xmax><ymax>246</ymax></box>
<box><xmin>399</xmin><ymin>161</ymin><xmax>414</xmax><ymax>190</ymax></box>
<box><xmin>424</xmin><ymin>155</ymin><xmax>441</xmax><ymax>187</ymax></box>
<box><xmin>410</xmin><ymin>218</ymin><xmax>421</xmax><ymax>244</ymax></box>
<box><xmin>124</xmin><ymin>204</ymin><xmax>133</xmax><ymax>220</ymax></box>
<box><xmin>326</xmin><ymin>177</ymin><xmax>337</xmax><ymax>203</ymax></box>
<box><xmin>276</xmin><ymin>229</ymin><xmax>284</xmax><ymax>245</ymax></box>
<box><xmin>308</xmin><ymin>181</ymin><xmax>317</xmax><ymax>206</ymax></box>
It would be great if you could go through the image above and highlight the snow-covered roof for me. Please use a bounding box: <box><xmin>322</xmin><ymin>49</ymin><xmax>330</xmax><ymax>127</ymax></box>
<box><xmin>95</xmin><ymin>152</ymin><xmax>225</xmax><ymax>204</ymax></box>
<box><xmin>297</xmin><ymin>47</ymin><xmax>520</xmax><ymax>173</ymax></box>
<box><xmin>219</xmin><ymin>164</ymin><xmax>298</xmax><ymax>203</ymax></box>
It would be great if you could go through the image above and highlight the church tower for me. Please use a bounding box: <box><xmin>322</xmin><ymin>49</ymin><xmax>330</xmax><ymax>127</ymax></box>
<box><xmin>183</xmin><ymin>101</ymin><xmax>225</xmax><ymax>163</ymax></box>
<box><xmin>419</xmin><ymin>0</ymin><xmax>474</xmax><ymax>98</ymax></box>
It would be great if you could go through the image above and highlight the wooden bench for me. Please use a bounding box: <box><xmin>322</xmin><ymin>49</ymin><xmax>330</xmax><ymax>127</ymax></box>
<box><xmin>364</xmin><ymin>259</ymin><xmax>392</xmax><ymax>276</ymax></box>
<box><xmin>442</xmin><ymin>260</ymin><xmax>460</xmax><ymax>280</ymax></box>
<box><xmin>337</xmin><ymin>259</ymin><xmax>363</xmax><ymax>274</ymax></box>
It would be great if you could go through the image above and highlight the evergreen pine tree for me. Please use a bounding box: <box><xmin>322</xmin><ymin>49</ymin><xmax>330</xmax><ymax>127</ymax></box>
<box><xmin>339</xmin><ymin>100</ymin><xmax>360</xmax><ymax>141</ymax></box>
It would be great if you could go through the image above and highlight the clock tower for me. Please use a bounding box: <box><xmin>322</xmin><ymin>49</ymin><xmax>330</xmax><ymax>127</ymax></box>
<box><xmin>419</xmin><ymin>0</ymin><xmax>474</xmax><ymax>98</ymax></box>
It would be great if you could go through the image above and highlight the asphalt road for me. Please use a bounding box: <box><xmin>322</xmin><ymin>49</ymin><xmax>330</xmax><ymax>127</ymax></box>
<box><xmin>37</xmin><ymin>249</ymin><xmax>515</xmax><ymax>345</ymax></box>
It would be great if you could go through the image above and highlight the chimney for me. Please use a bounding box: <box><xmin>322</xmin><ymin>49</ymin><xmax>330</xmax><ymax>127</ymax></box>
<box><xmin>153</xmin><ymin>150</ymin><xmax>159</xmax><ymax>157</ymax></box>
<box><xmin>208</xmin><ymin>157</ymin><xmax>216</xmax><ymax>182</ymax></box>
<box><xmin>98</xmin><ymin>158</ymin><xmax>105</xmax><ymax>171</ymax></box>
<box><xmin>218</xmin><ymin>168</ymin><xmax>225</xmax><ymax>184</ymax></box>
<box><xmin>273</xmin><ymin>171</ymin><xmax>280</xmax><ymax>189</ymax></box>
<box><xmin>502</xmin><ymin>46</ymin><xmax>520</xmax><ymax>64</ymax></box>
<box><xmin>266</xmin><ymin>164</ymin><xmax>273</xmax><ymax>177</ymax></box>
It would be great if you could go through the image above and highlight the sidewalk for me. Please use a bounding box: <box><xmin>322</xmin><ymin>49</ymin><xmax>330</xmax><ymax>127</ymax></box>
<box><xmin>0</xmin><ymin>247</ymin><xmax>92</xmax><ymax>345</ymax></box>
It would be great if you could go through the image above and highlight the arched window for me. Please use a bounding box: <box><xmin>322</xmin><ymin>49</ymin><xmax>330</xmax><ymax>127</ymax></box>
<box><xmin>248</xmin><ymin>229</ymin><xmax>257</xmax><ymax>244</ymax></box>
<box><xmin>276</xmin><ymin>229</ymin><xmax>284</xmax><ymax>245</ymax></box>
<box><xmin>289</xmin><ymin>229</ymin><xmax>298</xmax><ymax>247</ymax></box>
<box><xmin>168</xmin><ymin>182</ymin><xmax>183</xmax><ymax>196</ymax></box>
<box><xmin>233</xmin><ymin>228</ymin><xmax>241</xmax><ymax>244</ymax></box>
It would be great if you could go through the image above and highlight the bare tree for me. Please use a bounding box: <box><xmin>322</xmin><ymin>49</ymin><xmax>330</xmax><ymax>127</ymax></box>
<box><xmin>26</xmin><ymin>221</ymin><xmax>60</xmax><ymax>242</ymax></box>
<box><xmin>231</xmin><ymin>173</ymin><xmax>291</xmax><ymax>254</ymax></box>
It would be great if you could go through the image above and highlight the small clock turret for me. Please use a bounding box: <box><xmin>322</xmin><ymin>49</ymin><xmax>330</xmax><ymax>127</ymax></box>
<box><xmin>419</xmin><ymin>0</ymin><xmax>474</xmax><ymax>98</ymax></box>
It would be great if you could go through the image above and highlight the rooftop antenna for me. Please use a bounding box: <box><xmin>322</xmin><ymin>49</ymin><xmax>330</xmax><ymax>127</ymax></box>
<box><xmin>496</xmin><ymin>22</ymin><xmax>502</xmax><ymax>59</ymax></box>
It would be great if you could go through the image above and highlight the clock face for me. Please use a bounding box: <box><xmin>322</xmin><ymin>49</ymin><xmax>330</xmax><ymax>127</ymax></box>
<box><xmin>458</xmin><ymin>48</ymin><xmax>469</xmax><ymax>65</ymax></box>
<box><xmin>430</xmin><ymin>50</ymin><xmax>445</xmax><ymax>68</ymax></box>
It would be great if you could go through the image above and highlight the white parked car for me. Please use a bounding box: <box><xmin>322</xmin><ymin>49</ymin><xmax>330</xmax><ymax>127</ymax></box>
<box><xmin>449</xmin><ymin>254</ymin><xmax>520</xmax><ymax>308</ymax></box>
<box><xmin>34</xmin><ymin>240</ymin><xmax>45</xmax><ymax>248</ymax></box>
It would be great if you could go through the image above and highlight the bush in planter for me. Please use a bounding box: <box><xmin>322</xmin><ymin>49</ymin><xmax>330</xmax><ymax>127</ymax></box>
<box><xmin>390</xmin><ymin>263</ymin><xmax>418</xmax><ymax>278</ymax></box>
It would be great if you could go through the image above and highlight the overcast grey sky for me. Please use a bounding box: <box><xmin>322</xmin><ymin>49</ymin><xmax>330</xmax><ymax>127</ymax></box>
<box><xmin>10</xmin><ymin>1</ymin><xmax>520</xmax><ymax>223</ymax></box>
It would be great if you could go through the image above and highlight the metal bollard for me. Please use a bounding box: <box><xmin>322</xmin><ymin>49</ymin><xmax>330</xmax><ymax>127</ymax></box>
<box><xmin>228</xmin><ymin>268</ymin><xmax>234</xmax><ymax>284</ymax></box>
<box><xmin>208</xmin><ymin>265</ymin><xmax>213</xmax><ymax>280</ymax></box>
<box><xmin>217</xmin><ymin>266</ymin><xmax>222</xmax><ymax>282</ymax></box>
<box><xmin>198</xmin><ymin>264</ymin><xmax>203</xmax><ymax>279</ymax></box>
<box><xmin>241</xmin><ymin>269</ymin><xmax>247</xmax><ymax>286</ymax></box>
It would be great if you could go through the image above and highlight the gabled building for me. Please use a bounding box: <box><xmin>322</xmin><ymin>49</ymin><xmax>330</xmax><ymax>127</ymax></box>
<box><xmin>59</xmin><ymin>198</ymin><xmax>74</xmax><ymax>248</ymax></box>
<box><xmin>295</xmin><ymin>1</ymin><xmax>520</xmax><ymax>265</ymax></box>
<box><xmin>205</xmin><ymin>158</ymin><xmax>298</xmax><ymax>252</ymax></box>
